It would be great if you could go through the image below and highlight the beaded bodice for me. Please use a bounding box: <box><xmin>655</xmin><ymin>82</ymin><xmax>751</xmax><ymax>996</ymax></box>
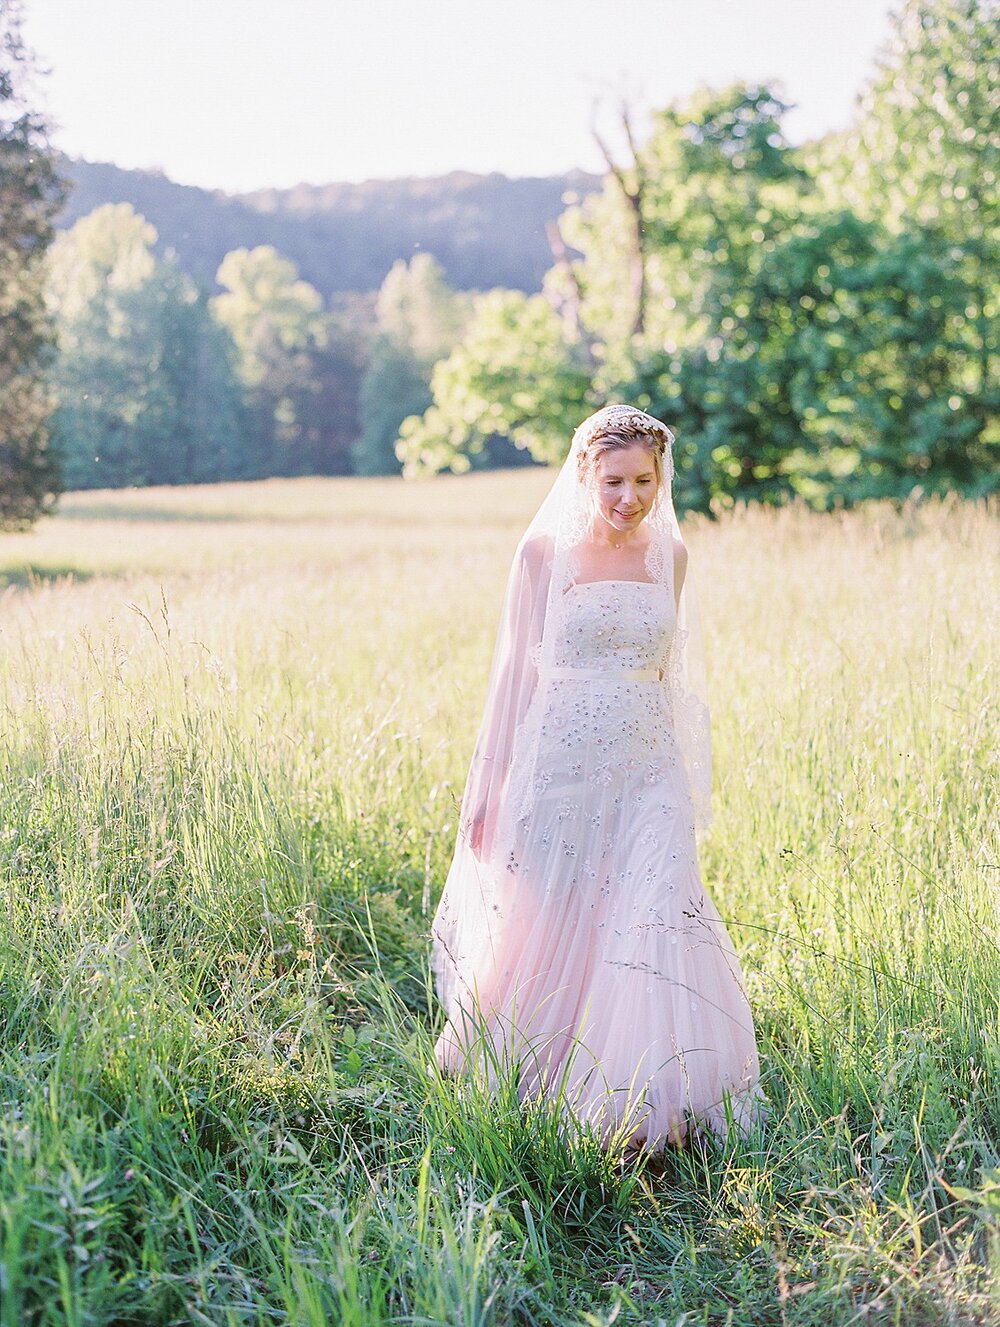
<box><xmin>524</xmin><ymin>580</ymin><xmax>680</xmax><ymax>789</ymax></box>
<box><xmin>551</xmin><ymin>579</ymin><xmax>673</xmax><ymax>673</ymax></box>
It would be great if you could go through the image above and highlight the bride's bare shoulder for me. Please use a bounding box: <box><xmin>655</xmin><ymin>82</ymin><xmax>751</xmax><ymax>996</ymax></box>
<box><xmin>518</xmin><ymin>533</ymin><xmax>555</xmax><ymax>573</ymax></box>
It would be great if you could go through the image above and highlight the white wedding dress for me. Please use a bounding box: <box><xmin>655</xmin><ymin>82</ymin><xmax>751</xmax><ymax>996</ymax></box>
<box><xmin>433</xmin><ymin>574</ymin><xmax>761</xmax><ymax>1149</ymax></box>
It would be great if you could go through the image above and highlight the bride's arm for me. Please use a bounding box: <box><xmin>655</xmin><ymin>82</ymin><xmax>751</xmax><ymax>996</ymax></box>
<box><xmin>464</xmin><ymin>534</ymin><xmax>550</xmax><ymax>859</ymax></box>
<box><xmin>673</xmin><ymin>536</ymin><xmax>688</xmax><ymax>609</ymax></box>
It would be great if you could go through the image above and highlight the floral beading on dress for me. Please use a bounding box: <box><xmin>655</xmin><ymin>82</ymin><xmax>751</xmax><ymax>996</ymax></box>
<box><xmin>434</xmin><ymin>578</ymin><xmax>763</xmax><ymax>1149</ymax></box>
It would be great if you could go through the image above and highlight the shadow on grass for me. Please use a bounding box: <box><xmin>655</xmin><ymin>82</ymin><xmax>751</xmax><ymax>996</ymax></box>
<box><xmin>56</xmin><ymin>502</ymin><xmax>247</xmax><ymax>523</ymax></box>
<box><xmin>0</xmin><ymin>564</ymin><xmax>99</xmax><ymax>590</ymax></box>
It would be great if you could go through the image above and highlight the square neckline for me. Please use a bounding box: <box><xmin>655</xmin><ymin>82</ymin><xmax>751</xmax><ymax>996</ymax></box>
<box><xmin>565</xmin><ymin>534</ymin><xmax>662</xmax><ymax>593</ymax></box>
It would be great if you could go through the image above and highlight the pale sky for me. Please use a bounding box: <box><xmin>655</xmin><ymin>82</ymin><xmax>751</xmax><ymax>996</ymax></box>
<box><xmin>23</xmin><ymin>0</ymin><xmax>900</xmax><ymax>194</ymax></box>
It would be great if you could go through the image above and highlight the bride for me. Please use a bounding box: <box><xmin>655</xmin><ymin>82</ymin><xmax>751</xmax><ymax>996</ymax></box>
<box><xmin>431</xmin><ymin>404</ymin><xmax>762</xmax><ymax>1151</ymax></box>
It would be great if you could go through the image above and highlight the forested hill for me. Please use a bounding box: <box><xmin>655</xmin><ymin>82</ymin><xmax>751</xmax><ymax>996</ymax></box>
<box><xmin>57</xmin><ymin>159</ymin><xmax>602</xmax><ymax>295</ymax></box>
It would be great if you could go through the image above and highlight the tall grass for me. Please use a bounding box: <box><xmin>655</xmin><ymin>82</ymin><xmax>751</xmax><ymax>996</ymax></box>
<box><xmin>0</xmin><ymin>475</ymin><xmax>996</xmax><ymax>1325</ymax></box>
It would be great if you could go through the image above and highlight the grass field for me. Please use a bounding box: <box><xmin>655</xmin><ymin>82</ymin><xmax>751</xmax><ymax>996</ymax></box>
<box><xmin>0</xmin><ymin>473</ymin><xmax>997</xmax><ymax>1326</ymax></box>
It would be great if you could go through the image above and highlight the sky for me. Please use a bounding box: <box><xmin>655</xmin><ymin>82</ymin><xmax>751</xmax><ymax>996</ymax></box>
<box><xmin>22</xmin><ymin>0</ymin><xmax>901</xmax><ymax>195</ymax></box>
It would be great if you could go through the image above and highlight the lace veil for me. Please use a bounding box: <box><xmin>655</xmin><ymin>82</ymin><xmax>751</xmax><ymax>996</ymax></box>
<box><xmin>456</xmin><ymin>403</ymin><xmax>712</xmax><ymax>862</ymax></box>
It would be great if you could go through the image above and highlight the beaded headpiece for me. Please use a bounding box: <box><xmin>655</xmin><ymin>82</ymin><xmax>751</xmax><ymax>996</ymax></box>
<box><xmin>572</xmin><ymin>403</ymin><xmax>675</xmax><ymax>479</ymax></box>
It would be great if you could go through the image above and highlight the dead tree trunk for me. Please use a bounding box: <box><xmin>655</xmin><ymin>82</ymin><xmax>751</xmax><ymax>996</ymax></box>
<box><xmin>592</xmin><ymin>104</ymin><xmax>647</xmax><ymax>338</ymax></box>
<box><xmin>545</xmin><ymin>219</ymin><xmax>586</xmax><ymax>346</ymax></box>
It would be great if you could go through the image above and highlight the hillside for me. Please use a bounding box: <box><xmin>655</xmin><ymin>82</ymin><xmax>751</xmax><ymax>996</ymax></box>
<box><xmin>57</xmin><ymin>158</ymin><xmax>602</xmax><ymax>295</ymax></box>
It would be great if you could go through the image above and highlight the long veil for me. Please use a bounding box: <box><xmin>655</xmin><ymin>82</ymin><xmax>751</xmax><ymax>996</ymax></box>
<box><xmin>432</xmin><ymin>404</ymin><xmax>712</xmax><ymax>1023</ymax></box>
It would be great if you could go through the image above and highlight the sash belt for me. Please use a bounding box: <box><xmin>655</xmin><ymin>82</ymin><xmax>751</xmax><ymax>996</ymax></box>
<box><xmin>543</xmin><ymin>666</ymin><xmax>664</xmax><ymax>682</ymax></box>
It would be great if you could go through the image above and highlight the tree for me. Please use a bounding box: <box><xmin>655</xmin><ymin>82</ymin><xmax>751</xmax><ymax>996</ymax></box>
<box><xmin>355</xmin><ymin>335</ymin><xmax>433</xmax><ymax>476</ymax></box>
<box><xmin>400</xmin><ymin>86</ymin><xmax>810</xmax><ymax>493</ymax></box>
<box><xmin>845</xmin><ymin>0</ymin><xmax>999</xmax><ymax>236</ymax></box>
<box><xmin>397</xmin><ymin>290</ymin><xmax>591</xmax><ymax>475</ymax></box>
<box><xmin>133</xmin><ymin>262</ymin><xmax>248</xmax><ymax>485</ymax></box>
<box><xmin>374</xmin><ymin>252</ymin><xmax>465</xmax><ymax>362</ymax></box>
<box><xmin>353</xmin><ymin>255</ymin><xmax>467</xmax><ymax>475</ymax></box>
<box><xmin>590</xmin><ymin>105</ymin><xmax>656</xmax><ymax>337</ymax></box>
<box><xmin>48</xmin><ymin>203</ymin><xmax>159</xmax><ymax>486</ymax></box>
<box><xmin>0</xmin><ymin>0</ymin><xmax>64</xmax><ymax>528</ymax></box>
<box><xmin>211</xmin><ymin>246</ymin><xmax>329</xmax><ymax>476</ymax></box>
<box><xmin>630</xmin><ymin>211</ymin><xmax>996</xmax><ymax>508</ymax></box>
<box><xmin>840</xmin><ymin>0</ymin><xmax>999</xmax><ymax>489</ymax></box>
<box><xmin>212</xmin><ymin>246</ymin><xmax>324</xmax><ymax>374</ymax></box>
<box><xmin>292</xmin><ymin>308</ymin><xmax>368</xmax><ymax>476</ymax></box>
<box><xmin>47</xmin><ymin>200</ymin><xmax>157</xmax><ymax>318</ymax></box>
<box><xmin>48</xmin><ymin>204</ymin><xmax>247</xmax><ymax>487</ymax></box>
<box><xmin>813</xmin><ymin>224</ymin><xmax>998</xmax><ymax>499</ymax></box>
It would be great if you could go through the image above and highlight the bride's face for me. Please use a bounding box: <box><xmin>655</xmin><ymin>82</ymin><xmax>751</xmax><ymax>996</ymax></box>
<box><xmin>592</xmin><ymin>443</ymin><xmax>659</xmax><ymax>534</ymax></box>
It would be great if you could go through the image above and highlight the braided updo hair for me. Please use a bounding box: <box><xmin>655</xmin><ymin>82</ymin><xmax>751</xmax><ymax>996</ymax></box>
<box><xmin>572</xmin><ymin>404</ymin><xmax>674</xmax><ymax>486</ymax></box>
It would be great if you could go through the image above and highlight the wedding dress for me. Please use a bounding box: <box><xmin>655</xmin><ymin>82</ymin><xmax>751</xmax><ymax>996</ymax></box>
<box><xmin>431</xmin><ymin>406</ymin><xmax>762</xmax><ymax>1150</ymax></box>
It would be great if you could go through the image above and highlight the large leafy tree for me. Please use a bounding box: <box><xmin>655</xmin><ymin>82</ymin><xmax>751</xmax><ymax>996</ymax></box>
<box><xmin>397</xmin><ymin>290</ymin><xmax>592</xmax><ymax>475</ymax></box>
<box><xmin>211</xmin><ymin>246</ymin><xmax>331</xmax><ymax>476</ymax></box>
<box><xmin>845</xmin><ymin>0</ymin><xmax>998</xmax><ymax>237</ymax></box>
<box><xmin>47</xmin><ymin>204</ymin><xmax>158</xmax><ymax>486</ymax></box>
<box><xmin>48</xmin><ymin>204</ymin><xmax>246</xmax><ymax>487</ymax></box>
<box><xmin>400</xmin><ymin>86</ymin><xmax>810</xmax><ymax>491</ymax></box>
<box><xmin>596</xmin><ymin>86</ymin><xmax>814</xmax><ymax>504</ymax></box>
<box><xmin>128</xmin><ymin>262</ymin><xmax>248</xmax><ymax>486</ymax></box>
<box><xmin>650</xmin><ymin>211</ymin><xmax>997</xmax><ymax>508</ymax></box>
<box><xmin>356</xmin><ymin>335</ymin><xmax>433</xmax><ymax>477</ymax></box>
<box><xmin>0</xmin><ymin>0</ymin><xmax>64</xmax><ymax>528</ymax></box>
<box><xmin>292</xmin><ymin>308</ymin><xmax>368</xmax><ymax>476</ymax></box>
<box><xmin>633</xmin><ymin>10</ymin><xmax>998</xmax><ymax>504</ymax></box>
<box><xmin>353</xmin><ymin>254</ymin><xmax>467</xmax><ymax>475</ymax></box>
<box><xmin>843</xmin><ymin>0</ymin><xmax>999</xmax><ymax>490</ymax></box>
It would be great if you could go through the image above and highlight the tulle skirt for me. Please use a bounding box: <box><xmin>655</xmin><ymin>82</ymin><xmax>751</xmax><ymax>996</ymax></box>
<box><xmin>432</xmin><ymin>745</ymin><xmax>763</xmax><ymax>1151</ymax></box>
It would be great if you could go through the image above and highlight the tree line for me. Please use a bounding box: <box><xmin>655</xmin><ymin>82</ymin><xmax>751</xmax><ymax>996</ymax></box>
<box><xmin>59</xmin><ymin>160</ymin><xmax>598</xmax><ymax>296</ymax></box>
<box><xmin>1</xmin><ymin>0</ymin><xmax>996</xmax><ymax>528</ymax></box>
<box><xmin>28</xmin><ymin>199</ymin><xmax>534</xmax><ymax>491</ymax></box>
<box><xmin>47</xmin><ymin>208</ymin><xmax>366</xmax><ymax>487</ymax></box>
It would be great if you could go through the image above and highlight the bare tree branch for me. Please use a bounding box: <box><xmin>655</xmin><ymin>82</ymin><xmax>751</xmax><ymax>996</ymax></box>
<box><xmin>544</xmin><ymin>218</ymin><xmax>586</xmax><ymax>347</ymax></box>
<box><xmin>592</xmin><ymin>103</ymin><xmax>647</xmax><ymax>337</ymax></box>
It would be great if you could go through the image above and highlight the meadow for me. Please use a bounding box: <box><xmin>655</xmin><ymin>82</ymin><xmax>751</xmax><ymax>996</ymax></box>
<box><xmin>0</xmin><ymin>472</ymin><xmax>996</xmax><ymax>1326</ymax></box>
